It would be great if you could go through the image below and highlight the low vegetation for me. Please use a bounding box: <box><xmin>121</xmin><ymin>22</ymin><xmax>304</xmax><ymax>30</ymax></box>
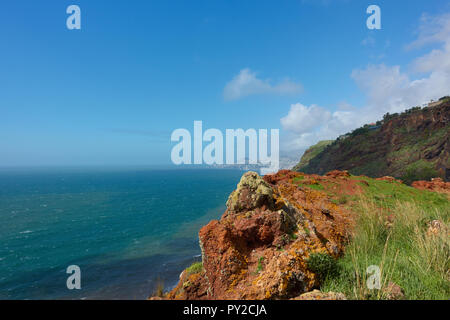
<box><xmin>401</xmin><ymin>160</ymin><xmax>440</xmax><ymax>185</ymax></box>
<box><xmin>293</xmin><ymin>140</ymin><xmax>333</xmax><ymax>171</ymax></box>
<box><xmin>256</xmin><ymin>257</ymin><xmax>265</xmax><ymax>273</ymax></box>
<box><xmin>161</xmin><ymin>170</ymin><xmax>449</xmax><ymax>300</ymax></box>
<box><xmin>295</xmin><ymin>98</ymin><xmax>449</xmax><ymax>183</ymax></box>
<box><xmin>306</xmin><ymin>252</ymin><xmax>339</xmax><ymax>282</ymax></box>
<box><xmin>321</xmin><ymin>179</ymin><xmax>449</xmax><ymax>299</ymax></box>
<box><xmin>186</xmin><ymin>261</ymin><xmax>203</xmax><ymax>275</ymax></box>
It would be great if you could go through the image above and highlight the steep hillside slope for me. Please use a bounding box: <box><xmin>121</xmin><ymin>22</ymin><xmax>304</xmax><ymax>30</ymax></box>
<box><xmin>295</xmin><ymin>99</ymin><xmax>450</xmax><ymax>183</ymax></box>
<box><xmin>293</xmin><ymin>140</ymin><xmax>333</xmax><ymax>171</ymax></box>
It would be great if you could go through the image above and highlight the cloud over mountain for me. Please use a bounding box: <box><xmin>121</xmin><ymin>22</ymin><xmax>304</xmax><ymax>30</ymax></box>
<box><xmin>281</xmin><ymin>12</ymin><xmax>450</xmax><ymax>154</ymax></box>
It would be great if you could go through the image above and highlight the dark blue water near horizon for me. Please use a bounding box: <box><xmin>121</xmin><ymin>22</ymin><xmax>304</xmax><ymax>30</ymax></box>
<box><xmin>0</xmin><ymin>168</ymin><xmax>244</xmax><ymax>299</ymax></box>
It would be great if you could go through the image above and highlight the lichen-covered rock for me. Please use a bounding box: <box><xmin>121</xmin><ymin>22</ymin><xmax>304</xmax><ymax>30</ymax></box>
<box><xmin>383</xmin><ymin>282</ymin><xmax>404</xmax><ymax>300</ymax></box>
<box><xmin>412</xmin><ymin>178</ymin><xmax>450</xmax><ymax>196</ymax></box>
<box><xmin>165</xmin><ymin>170</ymin><xmax>353</xmax><ymax>300</ymax></box>
<box><xmin>166</xmin><ymin>265</ymin><xmax>208</xmax><ymax>300</ymax></box>
<box><xmin>292</xmin><ymin>289</ymin><xmax>346</xmax><ymax>300</ymax></box>
<box><xmin>376</xmin><ymin>176</ymin><xmax>402</xmax><ymax>183</ymax></box>
<box><xmin>226</xmin><ymin>171</ymin><xmax>274</xmax><ymax>213</ymax></box>
<box><xmin>325</xmin><ymin>170</ymin><xmax>350</xmax><ymax>178</ymax></box>
<box><xmin>426</xmin><ymin>219</ymin><xmax>448</xmax><ymax>236</ymax></box>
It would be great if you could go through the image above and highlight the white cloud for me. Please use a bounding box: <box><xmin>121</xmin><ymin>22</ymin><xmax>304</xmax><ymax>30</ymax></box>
<box><xmin>407</xmin><ymin>13</ymin><xmax>450</xmax><ymax>49</ymax></box>
<box><xmin>280</xmin><ymin>103</ymin><xmax>331</xmax><ymax>134</ymax></box>
<box><xmin>281</xmin><ymin>12</ymin><xmax>450</xmax><ymax>154</ymax></box>
<box><xmin>413</xmin><ymin>44</ymin><xmax>450</xmax><ymax>73</ymax></box>
<box><xmin>223</xmin><ymin>68</ymin><xmax>303</xmax><ymax>101</ymax></box>
<box><xmin>410</xmin><ymin>13</ymin><xmax>450</xmax><ymax>74</ymax></box>
<box><xmin>281</xmin><ymin>106</ymin><xmax>368</xmax><ymax>152</ymax></box>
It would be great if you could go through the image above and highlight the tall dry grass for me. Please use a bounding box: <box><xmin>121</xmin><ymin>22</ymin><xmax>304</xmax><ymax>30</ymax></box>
<box><xmin>322</xmin><ymin>196</ymin><xmax>449</xmax><ymax>299</ymax></box>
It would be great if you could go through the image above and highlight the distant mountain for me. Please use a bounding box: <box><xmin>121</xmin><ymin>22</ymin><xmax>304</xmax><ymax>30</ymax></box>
<box><xmin>294</xmin><ymin>97</ymin><xmax>450</xmax><ymax>183</ymax></box>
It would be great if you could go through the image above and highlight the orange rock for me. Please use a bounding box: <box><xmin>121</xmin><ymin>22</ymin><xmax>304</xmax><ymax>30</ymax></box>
<box><xmin>376</xmin><ymin>176</ymin><xmax>402</xmax><ymax>183</ymax></box>
<box><xmin>325</xmin><ymin>170</ymin><xmax>350</xmax><ymax>178</ymax></box>
<box><xmin>263</xmin><ymin>170</ymin><xmax>302</xmax><ymax>185</ymax></box>
<box><xmin>292</xmin><ymin>289</ymin><xmax>346</xmax><ymax>300</ymax></box>
<box><xmin>165</xmin><ymin>170</ymin><xmax>354</xmax><ymax>300</ymax></box>
<box><xmin>412</xmin><ymin>178</ymin><xmax>450</xmax><ymax>195</ymax></box>
<box><xmin>383</xmin><ymin>282</ymin><xmax>404</xmax><ymax>300</ymax></box>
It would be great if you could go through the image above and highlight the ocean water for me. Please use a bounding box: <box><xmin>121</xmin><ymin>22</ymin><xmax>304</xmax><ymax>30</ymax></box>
<box><xmin>0</xmin><ymin>168</ymin><xmax>244</xmax><ymax>299</ymax></box>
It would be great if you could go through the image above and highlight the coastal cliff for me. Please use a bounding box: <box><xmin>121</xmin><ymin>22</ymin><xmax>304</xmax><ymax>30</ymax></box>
<box><xmin>154</xmin><ymin>169</ymin><xmax>449</xmax><ymax>300</ymax></box>
<box><xmin>294</xmin><ymin>99</ymin><xmax>450</xmax><ymax>183</ymax></box>
<box><xmin>166</xmin><ymin>170</ymin><xmax>352</xmax><ymax>300</ymax></box>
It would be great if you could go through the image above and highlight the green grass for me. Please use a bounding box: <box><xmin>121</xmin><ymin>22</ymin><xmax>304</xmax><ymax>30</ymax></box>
<box><xmin>306</xmin><ymin>253</ymin><xmax>339</xmax><ymax>281</ymax></box>
<box><xmin>256</xmin><ymin>257</ymin><xmax>265</xmax><ymax>273</ymax></box>
<box><xmin>331</xmin><ymin>195</ymin><xmax>350</xmax><ymax>205</ymax></box>
<box><xmin>321</xmin><ymin>179</ymin><xmax>450</xmax><ymax>299</ymax></box>
<box><xmin>186</xmin><ymin>262</ymin><xmax>203</xmax><ymax>275</ymax></box>
<box><xmin>351</xmin><ymin>175</ymin><xmax>448</xmax><ymax>211</ymax></box>
<box><xmin>295</xmin><ymin>140</ymin><xmax>333</xmax><ymax>171</ymax></box>
<box><xmin>400</xmin><ymin>160</ymin><xmax>440</xmax><ymax>185</ymax></box>
<box><xmin>297</xmin><ymin>183</ymin><xmax>324</xmax><ymax>191</ymax></box>
<box><xmin>292</xmin><ymin>176</ymin><xmax>305</xmax><ymax>183</ymax></box>
<box><xmin>303</xmin><ymin>226</ymin><xmax>310</xmax><ymax>236</ymax></box>
<box><xmin>293</xmin><ymin>175</ymin><xmax>325</xmax><ymax>191</ymax></box>
<box><xmin>289</xmin><ymin>232</ymin><xmax>298</xmax><ymax>240</ymax></box>
<box><xmin>349</xmin><ymin>159</ymin><xmax>388</xmax><ymax>177</ymax></box>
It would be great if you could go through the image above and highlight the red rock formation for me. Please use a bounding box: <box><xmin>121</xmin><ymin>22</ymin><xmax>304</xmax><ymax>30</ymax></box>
<box><xmin>376</xmin><ymin>176</ymin><xmax>403</xmax><ymax>183</ymax></box>
<box><xmin>325</xmin><ymin>170</ymin><xmax>350</xmax><ymax>178</ymax></box>
<box><xmin>166</xmin><ymin>171</ymin><xmax>353</xmax><ymax>300</ymax></box>
<box><xmin>412</xmin><ymin>178</ymin><xmax>450</xmax><ymax>195</ymax></box>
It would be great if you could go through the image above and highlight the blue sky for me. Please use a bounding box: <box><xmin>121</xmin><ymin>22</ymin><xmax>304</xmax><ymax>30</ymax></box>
<box><xmin>1</xmin><ymin>0</ymin><xmax>449</xmax><ymax>166</ymax></box>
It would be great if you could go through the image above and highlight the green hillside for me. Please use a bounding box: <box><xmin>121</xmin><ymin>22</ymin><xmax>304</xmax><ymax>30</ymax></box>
<box><xmin>294</xmin><ymin>98</ymin><xmax>450</xmax><ymax>183</ymax></box>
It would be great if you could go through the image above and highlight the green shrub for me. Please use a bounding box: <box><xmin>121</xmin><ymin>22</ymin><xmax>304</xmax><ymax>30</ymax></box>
<box><xmin>289</xmin><ymin>232</ymin><xmax>298</xmax><ymax>240</ymax></box>
<box><xmin>256</xmin><ymin>257</ymin><xmax>265</xmax><ymax>273</ymax></box>
<box><xmin>351</xmin><ymin>126</ymin><xmax>370</xmax><ymax>137</ymax></box>
<box><xmin>306</xmin><ymin>252</ymin><xmax>339</xmax><ymax>281</ymax></box>
<box><xmin>186</xmin><ymin>262</ymin><xmax>203</xmax><ymax>275</ymax></box>
<box><xmin>335</xmin><ymin>195</ymin><xmax>349</xmax><ymax>204</ymax></box>
<box><xmin>400</xmin><ymin>161</ymin><xmax>439</xmax><ymax>185</ymax></box>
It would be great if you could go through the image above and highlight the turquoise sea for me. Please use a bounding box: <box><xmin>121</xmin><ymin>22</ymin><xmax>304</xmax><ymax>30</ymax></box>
<box><xmin>0</xmin><ymin>168</ymin><xmax>244</xmax><ymax>299</ymax></box>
